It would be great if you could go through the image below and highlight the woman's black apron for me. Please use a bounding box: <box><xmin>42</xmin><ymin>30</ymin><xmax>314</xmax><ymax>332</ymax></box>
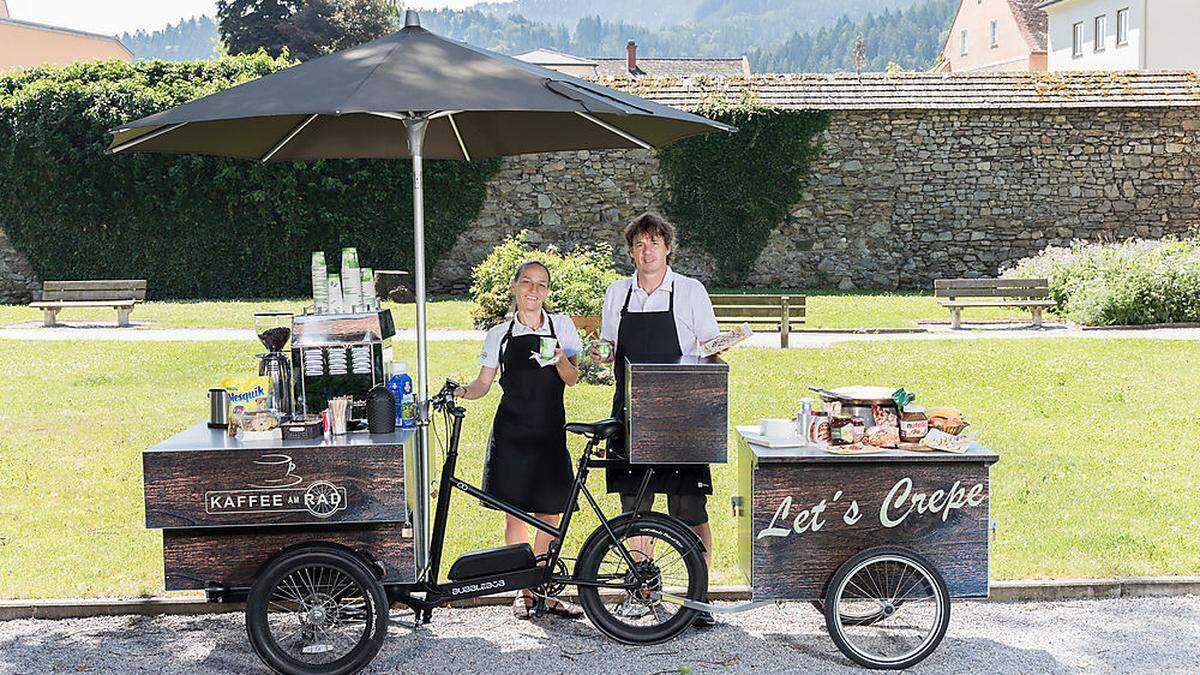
<box><xmin>605</xmin><ymin>283</ymin><xmax>713</xmax><ymax>496</ymax></box>
<box><xmin>482</xmin><ymin>317</ymin><xmax>573</xmax><ymax>514</ymax></box>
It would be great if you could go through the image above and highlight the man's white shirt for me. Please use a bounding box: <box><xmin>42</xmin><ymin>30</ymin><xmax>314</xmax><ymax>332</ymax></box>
<box><xmin>599</xmin><ymin>267</ymin><xmax>721</xmax><ymax>357</ymax></box>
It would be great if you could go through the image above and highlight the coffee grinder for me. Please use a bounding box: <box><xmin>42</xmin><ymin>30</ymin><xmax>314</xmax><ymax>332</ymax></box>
<box><xmin>254</xmin><ymin>311</ymin><xmax>294</xmax><ymax>418</ymax></box>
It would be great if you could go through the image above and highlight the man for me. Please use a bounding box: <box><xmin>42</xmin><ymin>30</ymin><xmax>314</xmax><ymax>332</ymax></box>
<box><xmin>590</xmin><ymin>211</ymin><xmax>721</xmax><ymax>627</ymax></box>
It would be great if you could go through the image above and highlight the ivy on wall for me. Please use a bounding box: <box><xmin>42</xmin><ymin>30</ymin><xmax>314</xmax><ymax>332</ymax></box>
<box><xmin>0</xmin><ymin>56</ymin><xmax>501</xmax><ymax>299</ymax></box>
<box><xmin>656</xmin><ymin>98</ymin><xmax>829</xmax><ymax>285</ymax></box>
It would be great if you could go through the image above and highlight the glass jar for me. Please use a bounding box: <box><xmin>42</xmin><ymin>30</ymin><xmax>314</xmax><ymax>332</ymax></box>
<box><xmin>900</xmin><ymin>404</ymin><xmax>929</xmax><ymax>442</ymax></box>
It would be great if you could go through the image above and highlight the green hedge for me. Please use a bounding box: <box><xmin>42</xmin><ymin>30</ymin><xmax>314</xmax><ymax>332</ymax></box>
<box><xmin>0</xmin><ymin>56</ymin><xmax>501</xmax><ymax>299</ymax></box>
<box><xmin>1004</xmin><ymin>238</ymin><xmax>1200</xmax><ymax>326</ymax></box>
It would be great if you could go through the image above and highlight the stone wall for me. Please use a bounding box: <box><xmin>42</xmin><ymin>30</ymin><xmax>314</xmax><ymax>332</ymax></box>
<box><xmin>432</xmin><ymin>105</ymin><xmax>1200</xmax><ymax>292</ymax></box>
<box><xmin>3</xmin><ymin>105</ymin><xmax>1198</xmax><ymax>300</ymax></box>
<box><xmin>0</xmin><ymin>226</ymin><xmax>38</xmax><ymax>303</ymax></box>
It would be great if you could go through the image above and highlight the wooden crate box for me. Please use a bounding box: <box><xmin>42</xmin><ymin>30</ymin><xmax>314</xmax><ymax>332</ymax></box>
<box><xmin>625</xmin><ymin>355</ymin><xmax>728</xmax><ymax>465</ymax></box>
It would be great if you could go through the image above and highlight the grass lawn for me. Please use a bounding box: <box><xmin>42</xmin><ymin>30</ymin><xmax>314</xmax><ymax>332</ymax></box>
<box><xmin>0</xmin><ymin>290</ymin><xmax>1034</xmax><ymax>332</ymax></box>
<box><xmin>1</xmin><ymin>337</ymin><xmax>1197</xmax><ymax>599</ymax></box>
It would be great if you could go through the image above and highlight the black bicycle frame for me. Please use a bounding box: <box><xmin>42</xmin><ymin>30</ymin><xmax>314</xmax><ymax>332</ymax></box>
<box><xmin>415</xmin><ymin>402</ymin><xmax>648</xmax><ymax>607</ymax></box>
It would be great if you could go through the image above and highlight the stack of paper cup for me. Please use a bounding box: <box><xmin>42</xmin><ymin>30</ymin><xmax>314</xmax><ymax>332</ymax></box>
<box><xmin>311</xmin><ymin>252</ymin><xmax>328</xmax><ymax>313</ymax></box>
<box><xmin>340</xmin><ymin>247</ymin><xmax>361</xmax><ymax>311</ymax></box>
<box><xmin>360</xmin><ymin>267</ymin><xmax>375</xmax><ymax>310</ymax></box>
<box><xmin>327</xmin><ymin>274</ymin><xmax>343</xmax><ymax>313</ymax></box>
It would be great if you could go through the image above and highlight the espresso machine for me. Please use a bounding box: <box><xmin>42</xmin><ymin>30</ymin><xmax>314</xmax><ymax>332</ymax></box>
<box><xmin>254</xmin><ymin>311</ymin><xmax>294</xmax><ymax>417</ymax></box>
<box><xmin>290</xmin><ymin>309</ymin><xmax>395</xmax><ymax>422</ymax></box>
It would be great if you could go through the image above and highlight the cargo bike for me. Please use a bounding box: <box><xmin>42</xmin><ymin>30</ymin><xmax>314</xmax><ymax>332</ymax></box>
<box><xmin>143</xmin><ymin>374</ymin><xmax>998</xmax><ymax>675</ymax></box>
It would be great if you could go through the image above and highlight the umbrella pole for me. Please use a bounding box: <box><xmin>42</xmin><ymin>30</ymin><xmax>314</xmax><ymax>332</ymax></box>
<box><xmin>406</xmin><ymin>117</ymin><xmax>432</xmax><ymax>579</ymax></box>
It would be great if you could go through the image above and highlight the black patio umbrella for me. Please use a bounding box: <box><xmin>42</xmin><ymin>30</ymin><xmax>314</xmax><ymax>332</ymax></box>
<box><xmin>108</xmin><ymin>10</ymin><xmax>733</xmax><ymax>575</ymax></box>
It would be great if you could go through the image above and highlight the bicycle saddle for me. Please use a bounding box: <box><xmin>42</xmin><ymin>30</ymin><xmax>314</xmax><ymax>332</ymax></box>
<box><xmin>565</xmin><ymin>418</ymin><xmax>623</xmax><ymax>441</ymax></box>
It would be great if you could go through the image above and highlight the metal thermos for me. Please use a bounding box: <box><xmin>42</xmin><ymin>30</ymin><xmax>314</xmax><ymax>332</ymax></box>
<box><xmin>208</xmin><ymin>388</ymin><xmax>229</xmax><ymax>428</ymax></box>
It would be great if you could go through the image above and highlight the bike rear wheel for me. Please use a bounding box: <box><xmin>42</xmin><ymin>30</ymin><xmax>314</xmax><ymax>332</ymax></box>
<box><xmin>574</xmin><ymin>513</ymin><xmax>707</xmax><ymax>645</ymax></box>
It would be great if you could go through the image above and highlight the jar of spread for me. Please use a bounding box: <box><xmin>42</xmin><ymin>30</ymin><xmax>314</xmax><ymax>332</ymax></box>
<box><xmin>900</xmin><ymin>404</ymin><xmax>929</xmax><ymax>442</ymax></box>
<box><xmin>810</xmin><ymin>411</ymin><xmax>830</xmax><ymax>444</ymax></box>
<box><xmin>829</xmin><ymin>414</ymin><xmax>855</xmax><ymax>445</ymax></box>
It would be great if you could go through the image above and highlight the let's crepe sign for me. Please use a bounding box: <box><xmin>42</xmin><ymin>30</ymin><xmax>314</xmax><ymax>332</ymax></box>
<box><xmin>740</xmin><ymin>457</ymin><xmax>995</xmax><ymax>601</ymax></box>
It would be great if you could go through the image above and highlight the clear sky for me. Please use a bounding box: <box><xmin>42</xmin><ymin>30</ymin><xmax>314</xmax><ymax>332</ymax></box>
<box><xmin>6</xmin><ymin>0</ymin><xmax>482</xmax><ymax>36</ymax></box>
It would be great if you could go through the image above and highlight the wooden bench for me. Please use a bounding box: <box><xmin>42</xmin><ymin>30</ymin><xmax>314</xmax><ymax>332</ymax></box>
<box><xmin>710</xmin><ymin>294</ymin><xmax>806</xmax><ymax>348</ymax></box>
<box><xmin>933</xmin><ymin>278</ymin><xmax>1055</xmax><ymax>329</ymax></box>
<box><xmin>29</xmin><ymin>280</ymin><xmax>147</xmax><ymax>327</ymax></box>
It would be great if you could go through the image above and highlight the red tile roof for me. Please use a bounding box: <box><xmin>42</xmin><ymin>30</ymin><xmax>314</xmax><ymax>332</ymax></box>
<box><xmin>1008</xmin><ymin>0</ymin><xmax>1049</xmax><ymax>51</ymax></box>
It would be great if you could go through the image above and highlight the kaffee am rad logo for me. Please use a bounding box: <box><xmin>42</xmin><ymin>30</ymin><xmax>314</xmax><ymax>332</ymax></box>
<box><xmin>205</xmin><ymin>454</ymin><xmax>347</xmax><ymax>519</ymax></box>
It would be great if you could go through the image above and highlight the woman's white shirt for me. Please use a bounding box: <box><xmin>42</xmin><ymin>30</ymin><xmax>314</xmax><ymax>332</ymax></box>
<box><xmin>479</xmin><ymin>311</ymin><xmax>584</xmax><ymax>369</ymax></box>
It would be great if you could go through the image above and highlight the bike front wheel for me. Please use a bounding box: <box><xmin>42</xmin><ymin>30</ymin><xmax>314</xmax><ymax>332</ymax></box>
<box><xmin>574</xmin><ymin>513</ymin><xmax>707</xmax><ymax>645</ymax></box>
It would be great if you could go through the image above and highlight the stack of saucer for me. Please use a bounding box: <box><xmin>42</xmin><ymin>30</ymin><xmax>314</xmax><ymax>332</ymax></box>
<box><xmin>351</xmin><ymin>345</ymin><xmax>372</xmax><ymax>374</ymax></box>
<box><xmin>326</xmin><ymin>347</ymin><xmax>349</xmax><ymax>375</ymax></box>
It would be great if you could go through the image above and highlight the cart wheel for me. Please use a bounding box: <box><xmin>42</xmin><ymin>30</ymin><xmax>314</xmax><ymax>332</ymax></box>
<box><xmin>575</xmin><ymin>512</ymin><xmax>707</xmax><ymax>645</ymax></box>
<box><xmin>246</xmin><ymin>545</ymin><xmax>389</xmax><ymax>675</ymax></box>
<box><xmin>824</xmin><ymin>546</ymin><xmax>950</xmax><ymax>670</ymax></box>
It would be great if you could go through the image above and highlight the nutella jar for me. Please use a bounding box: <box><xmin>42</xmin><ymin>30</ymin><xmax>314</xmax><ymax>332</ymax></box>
<box><xmin>900</xmin><ymin>404</ymin><xmax>929</xmax><ymax>442</ymax></box>
<box><xmin>810</xmin><ymin>411</ymin><xmax>830</xmax><ymax>444</ymax></box>
<box><xmin>829</xmin><ymin>414</ymin><xmax>855</xmax><ymax>445</ymax></box>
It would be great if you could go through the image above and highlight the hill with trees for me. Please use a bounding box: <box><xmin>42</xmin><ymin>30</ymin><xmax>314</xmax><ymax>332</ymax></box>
<box><xmin>120</xmin><ymin>16</ymin><xmax>219</xmax><ymax>61</ymax></box>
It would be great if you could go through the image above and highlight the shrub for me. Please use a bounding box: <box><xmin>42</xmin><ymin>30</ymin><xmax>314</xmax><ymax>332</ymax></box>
<box><xmin>0</xmin><ymin>56</ymin><xmax>501</xmax><ymax>299</ymax></box>
<box><xmin>1004</xmin><ymin>238</ymin><xmax>1200</xmax><ymax>326</ymax></box>
<box><xmin>469</xmin><ymin>230</ymin><xmax>621</xmax><ymax>330</ymax></box>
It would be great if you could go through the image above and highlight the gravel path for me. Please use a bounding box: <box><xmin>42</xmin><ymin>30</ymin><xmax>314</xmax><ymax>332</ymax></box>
<box><xmin>1</xmin><ymin>596</ymin><xmax>1197</xmax><ymax>674</ymax></box>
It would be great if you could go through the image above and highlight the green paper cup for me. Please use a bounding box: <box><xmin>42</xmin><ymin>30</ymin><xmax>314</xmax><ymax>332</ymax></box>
<box><xmin>539</xmin><ymin>337</ymin><xmax>557</xmax><ymax>360</ymax></box>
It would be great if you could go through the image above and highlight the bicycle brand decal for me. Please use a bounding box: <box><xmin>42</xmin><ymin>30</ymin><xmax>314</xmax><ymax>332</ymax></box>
<box><xmin>204</xmin><ymin>454</ymin><xmax>348</xmax><ymax>519</ymax></box>
<box><xmin>755</xmin><ymin>477</ymin><xmax>986</xmax><ymax>540</ymax></box>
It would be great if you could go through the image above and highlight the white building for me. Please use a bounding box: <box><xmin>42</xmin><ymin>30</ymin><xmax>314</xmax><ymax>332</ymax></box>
<box><xmin>1042</xmin><ymin>0</ymin><xmax>1200</xmax><ymax>70</ymax></box>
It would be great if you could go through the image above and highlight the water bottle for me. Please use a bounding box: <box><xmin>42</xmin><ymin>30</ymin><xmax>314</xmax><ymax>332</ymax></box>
<box><xmin>387</xmin><ymin>362</ymin><xmax>416</xmax><ymax>429</ymax></box>
<box><xmin>386</xmin><ymin>362</ymin><xmax>405</xmax><ymax>423</ymax></box>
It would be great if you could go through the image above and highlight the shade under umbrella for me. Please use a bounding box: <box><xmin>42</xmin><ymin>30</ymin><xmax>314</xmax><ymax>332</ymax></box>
<box><xmin>108</xmin><ymin>10</ymin><xmax>733</xmax><ymax>580</ymax></box>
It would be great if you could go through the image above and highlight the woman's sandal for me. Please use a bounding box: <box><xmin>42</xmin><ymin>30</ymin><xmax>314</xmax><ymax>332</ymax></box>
<box><xmin>543</xmin><ymin>597</ymin><xmax>584</xmax><ymax>619</ymax></box>
<box><xmin>512</xmin><ymin>592</ymin><xmax>535</xmax><ymax>620</ymax></box>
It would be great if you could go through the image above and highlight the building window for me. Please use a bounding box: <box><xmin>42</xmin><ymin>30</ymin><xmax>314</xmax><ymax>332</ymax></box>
<box><xmin>990</xmin><ymin>20</ymin><xmax>998</xmax><ymax>47</ymax></box>
<box><xmin>1094</xmin><ymin>15</ymin><xmax>1106</xmax><ymax>52</ymax></box>
<box><xmin>1072</xmin><ymin>22</ymin><xmax>1084</xmax><ymax>57</ymax></box>
<box><xmin>960</xmin><ymin>29</ymin><xmax>968</xmax><ymax>55</ymax></box>
<box><xmin>1116</xmin><ymin>8</ymin><xmax>1129</xmax><ymax>45</ymax></box>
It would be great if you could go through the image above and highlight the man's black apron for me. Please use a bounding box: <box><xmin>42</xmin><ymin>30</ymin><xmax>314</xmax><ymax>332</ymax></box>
<box><xmin>605</xmin><ymin>283</ymin><xmax>713</xmax><ymax>496</ymax></box>
<box><xmin>482</xmin><ymin>317</ymin><xmax>573</xmax><ymax>514</ymax></box>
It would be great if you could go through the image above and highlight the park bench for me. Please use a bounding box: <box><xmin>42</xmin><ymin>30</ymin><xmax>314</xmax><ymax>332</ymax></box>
<box><xmin>29</xmin><ymin>279</ymin><xmax>147</xmax><ymax>327</ymax></box>
<box><xmin>710</xmin><ymin>294</ymin><xmax>805</xmax><ymax>348</ymax></box>
<box><xmin>933</xmin><ymin>278</ymin><xmax>1055</xmax><ymax>329</ymax></box>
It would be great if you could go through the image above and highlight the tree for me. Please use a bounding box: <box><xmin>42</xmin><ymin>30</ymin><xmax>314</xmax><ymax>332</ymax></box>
<box><xmin>217</xmin><ymin>0</ymin><xmax>301</xmax><ymax>57</ymax></box>
<box><xmin>278</xmin><ymin>0</ymin><xmax>397</xmax><ymax>61</ymax></box>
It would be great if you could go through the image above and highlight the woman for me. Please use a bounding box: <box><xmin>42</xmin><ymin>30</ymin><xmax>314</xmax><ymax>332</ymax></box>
<box><xmin>455</xmin><ymin>260</ymin><xmax>585</xmax><ymax>619</ymax></box>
